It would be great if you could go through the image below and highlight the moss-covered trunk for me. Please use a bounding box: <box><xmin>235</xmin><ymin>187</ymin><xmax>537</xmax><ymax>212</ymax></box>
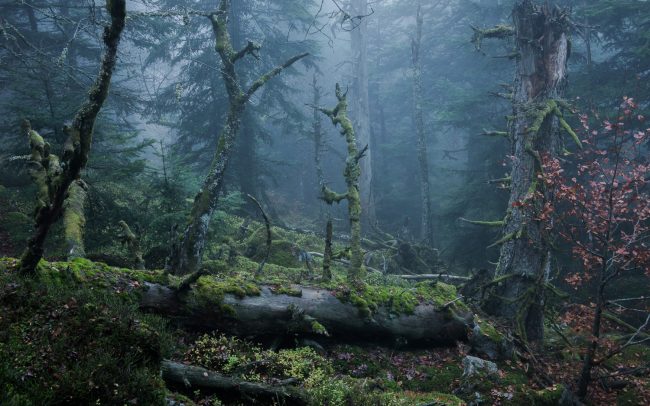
<box><xmin>19</xmin><ymin>0</ymin><xmax>126</xmax><ymax>274</ymax></box>
<box><xmin>168</xmin><ymin>0</ymin><xmax>308</xmax><ymax>276</ymax></box>
<box><xmin>318</xmin><ymin>84</ymin><xmax>365</xmax><ymax>284</ymax></box>
<box><xmin>485</xmin><ymin>1</ymin><xmax>570</xmax><ymax>342</ymax></box>
<box><xmin>63</xmin><ymin>180</ymin><xmax>88</xmax><ymax>259</ymax></box>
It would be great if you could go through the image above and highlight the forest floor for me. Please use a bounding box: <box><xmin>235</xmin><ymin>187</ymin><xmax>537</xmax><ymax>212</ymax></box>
<box><xmin>0</xmin><ymin>214</ymin><xmax>648</xmax><ymax>405</ymax></box>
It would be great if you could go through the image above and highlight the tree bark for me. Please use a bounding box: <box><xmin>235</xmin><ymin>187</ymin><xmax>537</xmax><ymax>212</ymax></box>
<box><xmin>169</xmin><ymin>0</ymin><xmax>308</xmax><ymax>276</ymax></box>
<box><xmin>19</xmin><ymin>0</ymin><xmax>126</xmax><ymax>274</ymax></box>
<box><xmin>411</xmin><ymin>4</ymin><xmax>434</xmax><ymax>246</ymax></box>
<box><xmin>63</xmin><ymin>180</ymin><xmax>87</xmax><ymax>259</ymax></box>
<box><xmin>485</xmin><ymin>1</ymin><xmax>570</xmax><ymax>342</ymax></box>
<box><xmin>161</xmin><ymin>360</ymin><xmax>307</xmax><ymax>404</ymax></box>
<box><xmin>350</xmin><ymin>0</ymin><xmax>375</xmax><ymax>226</ymax></box>
<box><xmin>140</xmin><ymin>283</ymin><xmax>471</xmax><ymax>346</ymax></box>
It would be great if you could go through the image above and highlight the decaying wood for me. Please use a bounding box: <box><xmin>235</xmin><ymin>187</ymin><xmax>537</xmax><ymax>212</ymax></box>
<box><xmin>161</xmin><ymin>360</ymin><xmax>307</xmax><ymax>405</ymax></box>
<box><xmin>140</xmin><ymin>283</ymin><xmax>471</xmax><ymax>346</ymax></box>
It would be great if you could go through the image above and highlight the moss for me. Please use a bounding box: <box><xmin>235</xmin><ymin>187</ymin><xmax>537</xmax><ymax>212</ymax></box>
<box><xmin>337</xmin><ymin>281</ymin><xmax>465</xmax><ymax>317</ymax></box>
<box><xmin>311</xmin><ymin>320</ymin><xmax>328</xmax><ymax>335</ymax></box>
<box><xmin>512</xmin><ymin>384</ymin><xmax>565</xmax><ymax>405</ymax></box>
<box><xmin>475</xmin><ymin>316</ymin><xmax>505</xmax><ymax>343</ymax></box>
<box><xmin>0</xmin><ymin>260</ymin><xmax>172</xmax><ymax>405</ymax></box>
<box><xmin>272</xmin><ymin>285</ymin><xmax>303</xmax><ymax>297</ymax></box>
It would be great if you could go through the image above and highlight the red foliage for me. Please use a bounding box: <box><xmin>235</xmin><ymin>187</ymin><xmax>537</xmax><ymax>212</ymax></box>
<box><xmin>539</xmin><ymin>98</ymin><xmax>649</xmax><ymax>286</ymax></box>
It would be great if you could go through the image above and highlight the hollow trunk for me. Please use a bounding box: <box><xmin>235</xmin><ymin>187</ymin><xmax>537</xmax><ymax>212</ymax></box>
<box><xmin>486</xmin><ymin>1</ymin><xmax>569</xmax><ymax>342</ymax></box>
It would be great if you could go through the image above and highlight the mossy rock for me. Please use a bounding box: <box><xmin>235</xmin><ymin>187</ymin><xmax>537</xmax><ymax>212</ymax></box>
<box><xmin>468</xmin><ymin>316</ymin><xmax>512</xmax><ymax>360</ymax></box>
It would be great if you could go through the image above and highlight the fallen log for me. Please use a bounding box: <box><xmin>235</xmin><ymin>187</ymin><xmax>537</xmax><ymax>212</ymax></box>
<box><xmin>398</xmin><ymin>274</ymin><xmax>471</xmax><ymax>282</ymax></box>
<box><xmin>161</xmin><ymin>360</ymin><xmax>307</xmax><ymax>404</ymax></box>
<box><xmin>140</xmin><ymin>282</ymin><xmax>471</xmax><ymax>346</ymax></box>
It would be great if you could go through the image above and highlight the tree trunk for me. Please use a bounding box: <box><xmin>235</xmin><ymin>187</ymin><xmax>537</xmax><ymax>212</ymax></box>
<box><xmin>63</xmin><ymin>180</ymin><xmax>87</xmax><ymax>259</ymax></box>
<box><xmin>140</xmin><ymin>283</ymin><xmax>471</xmax><ymax>346</ymax></box>
<box><xmin>161</xmin><ymin>360</ymin><xmax>307</xmax><ymax>404</ymax></box>
<box><xmin>350</xmin><ymin>0</ymin><xmax>375</xmax><ymax>226</ymax></box>
<box><xmin>19</xmin><ymin>0</ymin><xmax>126</xmax><ymax>274</ymax></box>
<box><xmin>318</xmin><ymin>84</ymin><xmax>365</xmax><ymax>284</ymax></box>
<box><xmin>485</xmin><ymin>1</ymin><xmax>570</xmax><ymax>342</ymax></box>
<box><xmin>168</xmin><ymin>1</ymin><xmax>308</xmax><ymax>276</ymax></box>
<box><xmin>411</xmin><ymin>4</ymin><xmax>434</xmax><ymax>246</ymax></box>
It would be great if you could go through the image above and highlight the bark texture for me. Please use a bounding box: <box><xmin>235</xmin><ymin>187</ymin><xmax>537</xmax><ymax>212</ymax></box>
<box><xmin>485</xmin><ymin>0</ymin><xmax>570</xmax><ymax>342</ymax></box>
<box><xmin>19</xmin><ymin>0</ymin><xmax>126</xmax><ymax>273</ymax></box>
<box><xmin>141</xmin><ymin>283</ymin><xmax>471</xmax><ymax>346</ymax></box>
<box><xmin>168</xmin><ymin>0</ymin><xmax>308</xmax><ymax>276</ymax></box>
<box><xmin>411</xmin><ymin>4</ymin><xmax>434</xmax><ymax>246</ymax></box>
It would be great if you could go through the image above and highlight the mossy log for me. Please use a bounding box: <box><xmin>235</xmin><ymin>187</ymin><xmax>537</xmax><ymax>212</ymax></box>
<box><xmin>161</xmin><ymin>360</ymin><xmax>307</xmax><ymax>405</ymax></box>
<box><xmin>140</xmin><ymin>283</ymin><xmax>471</xmax><ymax>346</ymax></box>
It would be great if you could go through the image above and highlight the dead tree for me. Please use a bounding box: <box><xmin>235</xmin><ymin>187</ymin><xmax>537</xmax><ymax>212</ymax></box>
<box><xmin>19</xmin><ymin>0</ymin><xmax>126</xmax><ymax>274</ymax></box>
<box><xmin>411</xmin><ymin>3</ymin><xmax>434</xmax><ymax>246</ymax></box>
<box><xmin>315</xmin><ymin>84</ymin><xmax>366</xmax><ymax>285</ymax></box>
<box><xmin>168</xmin><ymin>0</ymin><xmax>308</xmax><ymax>276</ymax></box>
<box><xmin>479</xmin><ymin>1</ymin><xmax>576</xmax><ymax>342</ymax></box>
<box><xmin>118</xmin><ymin>220</ymin><xmax>145</xmax><ymax>270</ymax></box>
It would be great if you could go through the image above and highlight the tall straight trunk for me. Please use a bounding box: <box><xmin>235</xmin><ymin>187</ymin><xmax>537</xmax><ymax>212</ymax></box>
<box><xmin>169</xmin><ymin>0</ymin><xmax>308</xmax><ymax>276</ymax></box>
<box><xmin>486</xmin><ymin>1</ymin><xmax>570</xmax><ymax>342</ymax></box>
<box><xmin>411</xmin><ymin>4</ymin><xmax>434</xmax><ymax>246</ymax></box>
<box><xmin>349</xmin><ymin>0</ymin><xmax>375</xmax><ymax>226</ymax></box>
<box><xmin>229</xmin><ymin>0</ymin><xmax>258</xmax><ymax>203</ymax></box>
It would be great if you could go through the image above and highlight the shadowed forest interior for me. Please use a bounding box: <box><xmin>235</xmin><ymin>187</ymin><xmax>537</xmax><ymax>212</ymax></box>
<box><xmin>0</xmin><ymin>0</ymin><xmax>648</xmax><ymax>405</ymax></box>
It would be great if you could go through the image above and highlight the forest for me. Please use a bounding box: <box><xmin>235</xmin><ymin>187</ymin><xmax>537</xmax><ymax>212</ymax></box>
<box><xmin>0</xmin><ymin>0</ymin><xmax>648</xmax><ymax>405</ymax></box>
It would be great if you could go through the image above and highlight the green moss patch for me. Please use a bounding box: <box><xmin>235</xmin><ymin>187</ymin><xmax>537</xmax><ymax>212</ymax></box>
<box><xmin>0</xmin><ymin>262</ymin><xmax>173</xmax><ymax>405</ymax></box>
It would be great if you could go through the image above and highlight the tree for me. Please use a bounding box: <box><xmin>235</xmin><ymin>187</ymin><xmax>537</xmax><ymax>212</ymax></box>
<box><xmin>410</xmin><ymin>3</ymin><xmax>434</xmax><ymax>246</ymax></box>
<box><xmin>168</xmin><ymin>0</ymin><xmax>308</xmax><ymax>276</ymax></box>
<box><xmin>316</xmin><ymin>84</ymin><xmax>366</xmax><ymax>285</ymax></box>
<box><xmin>18</xmin><ymin>0</ymin><xmax>126</xmax><ymax>274</ymax></box>
<box><xmin>480</xmin><ymin>1</ymin><xmax>574</xmax><ymax>342</ymax></box>
<box><xmin>349</xmin><ymin>0</ymin><xmax>375</xmax><ymax>225</ymax></box>
<box><xmin>540</xmin><ymin>101</ymin><xmax>649</xmax><ymax>398</ymax></box>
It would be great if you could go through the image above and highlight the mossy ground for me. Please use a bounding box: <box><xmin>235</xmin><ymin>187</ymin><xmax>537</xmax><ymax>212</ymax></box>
<box><xmin>0</xmin><ymin>258</ymin><xmax>175</xmax><ymax>405</ymax></box>
<box><xmin>1</xmin><ymin>213</ymin><xmax>648</xmax><ymax>405</ymax></box>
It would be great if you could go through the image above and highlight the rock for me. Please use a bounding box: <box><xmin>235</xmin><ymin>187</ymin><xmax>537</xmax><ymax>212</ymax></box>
<box><xmin>468</xmin><ymin>316</ymin><xmax>513</xmax><ymax>360</ymax></box>
<box><xmin>462</xmin><ymin>356</ymin><xmax>498</xmax><ymax>378</ymax></box>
